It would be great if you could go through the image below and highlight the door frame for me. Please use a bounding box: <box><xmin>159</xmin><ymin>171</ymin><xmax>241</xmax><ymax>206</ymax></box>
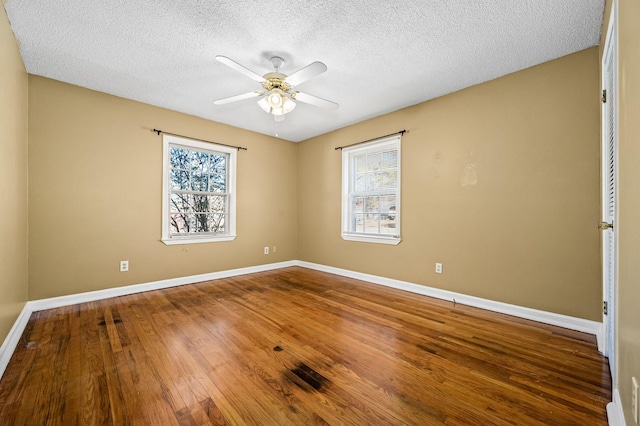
<box><xmin>600</xmin><ymin>2</ymin><xmax>618</xmax><ymax>389</ymax></box>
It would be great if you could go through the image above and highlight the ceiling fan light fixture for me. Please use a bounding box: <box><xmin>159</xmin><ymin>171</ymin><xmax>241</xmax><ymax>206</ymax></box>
<box><xmin>258</xmin><ymin>89</ymin><xmax>296</xmax><ymax>117</ymax></box>
<box><xmin>268</xmin><ymin>92</ymin><xmax>282</xmax><ymax>106</ymax></box>
<box><xmin>282</xmin><ymin>96</ymin><xmax>295</xmax><ymax>113</ymax></box>
<box><xmin>257</xmin><ymin>96</ymin><xmax>271</xmax><ymax>113</ymax></box>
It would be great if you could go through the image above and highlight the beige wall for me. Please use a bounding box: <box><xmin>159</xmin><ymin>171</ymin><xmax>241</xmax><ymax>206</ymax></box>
<box><xmin>28</xmin><ymin>77</ymin><xmax>298</xmax><ymax>299</ymax></box>
<box><xmin>0</xmin><ymin>5</ymin><xmax>29</xmax><ymax>343</ymax></box>
<box><xmin>602</xmin><ymin>0</ymin><xmax>640</xmax><ymax>423</ymax></box>
<box><xmin>298</xmin><ymin>48</ymin><xmax>602</xmax><ymax>321</ymax></box>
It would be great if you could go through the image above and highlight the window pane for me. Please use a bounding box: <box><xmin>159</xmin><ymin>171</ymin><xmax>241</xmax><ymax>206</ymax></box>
<box><xmin>382</xmin><ymin>150</ymin><xmax>397</xmax><ymax>169</ymax></box>
<box><xmin>191</xmin><ymin>195</ymin><xmax>209</xmax><ymax>213</ymax></box>
<box><xmin>365</xmin><ymin>196</ymin><xmax>379</xmax><ymax>213</ymax></box>
<box><xmin>208</xmin><ymin>195</ymin><xmax>226</xmax><ymax>213</ymax></box>
<box><xmin>170</xmin><ymin>170</ymin><xmax>190</xmax><ymax>190</ymax></box>
<box><xmin>195</xmin><ymin>213</ymin><xmax>210</xmax><ymax>232</ymax></box>
<box><xmin>364</xmin><ymin>215</ymin><xmax>380</xmax><ymax>233</ymax></box>
<box><xmin>380</xmin><ymin>216</ymin><xmax>396</xmax><ymax>234</ymax></box>
<box><xmin>170</xmin><ymin>193</ymin><xmax>190</xmax><ymax>213</ymax></box>
<box><xmin>366</xmin><ymin>172</ymin><xmax>383</xmax><ymax>191</ymax></box>
<box><xmin>355</xmin><ymin>155</ymin><xmax>366</xmax><ymax>173</ymax></box>
<box><xmin>380</xmin><ymin>195</ymin><xmax>396</xmax><ymax>213</ymax></box>
<box><xmin>353</xmin><ymin>196</ymin><xmax>364</xmax><ymax>213</ymax></box>
<box><xmin>211</xmin><ymin>155</ymin><xmax>226</xmax><ymax>174</ymax></box>
<box><xmin>209</xmin><ymin>214</ymin><xmax>225</xmax><ymax>232</ymax></box>
<box><xmin>367</xmin><ymin>153</ymin><xmax>381</xmax><ymax>171</ymax></box>
<box><xmin>170</xmin><ymin>213</ymin><xmax>194</xmax><ymax>233</ymax></box>
<box><xmin>191</xmin><ymin>151</ymin><xmax>209</xmax><ymax>172</ymax></box>
<box><xmin>170</xmin><ymin>147</ymin><xmax>190</xmax><ymax>170</ymax></box>
<box><xmin>383</xmin><ymin>170</ymin><xmax>397</xmax><ymax>189</ymax></box>
<box><xmin>209</xmin><ymin>173</ymin><xmax>226</xmax><ymax>192</ymax></box>
<box><xmin>190</xmin><ymin>172</ymin><xmax>208</xmax><ymax>191</ymax></box>
<box><xmin>353</xmin><ymin>214</ymin><xmax>364</xmax><ymax>232</ymax></box>
<box><xmin>380</xmin><ymin>195</ymin><xmax>396</xmax><ymax>234</ymax></box>
<box><xmin>354</xmin><ymin>174</ymin><xmax>366</xmax><ymax>192</ymax></box>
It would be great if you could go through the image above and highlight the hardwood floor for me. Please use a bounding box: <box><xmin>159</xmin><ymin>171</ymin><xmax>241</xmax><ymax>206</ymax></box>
<box><xmin>0</xmin><ymin>267</ymin><xmax>611</xmax><ymax>425</ymax></box>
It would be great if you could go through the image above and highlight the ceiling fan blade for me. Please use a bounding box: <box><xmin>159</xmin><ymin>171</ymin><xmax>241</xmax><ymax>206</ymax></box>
<box><xmin>214</xmin><ymin>91</ymin><xmax>263</xmax><ymax>105</ymax></box>
<box><xmin>285</xmin><ymin>61</ymin><xmax>327</xmax><ymax>86</ymax></box>
<box><xmin>294</xmin><ymin>92</ymin><xmax>339</xmax><ymax>110</ymax></box>
<box><xmin>215</xmin><ymin>56</ymin><xmax>265</xmax><ymax>83</ymax></box>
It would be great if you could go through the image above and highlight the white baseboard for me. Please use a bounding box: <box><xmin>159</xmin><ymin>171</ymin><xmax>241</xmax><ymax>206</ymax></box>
<box><xmin>0</xmin><ymin>303</ymin><xmax>33</xmax><ymax>380</ymax></box>
<box><xmin>596</xmin><ymin>325</ymin><xmax>605</xmax><ymax>354</ymax></box>
<box><xmin>28</xmin><ymin>261</ymin><xmax>297</xmax><ymax>312</ymax></box>
<box><xmin>296</xmin><ymin>261</ymin><xmax>603</xmax><ymax>339</ymax></box>
<box><xmin>0</xmin><ymin>259</ymin><xmax>604</xmax><ymax>383</ymax></box>
<box><xmin>607</xmin><ymin>389</ymin><xmax>626</xmax><ymax>426</ymax></box>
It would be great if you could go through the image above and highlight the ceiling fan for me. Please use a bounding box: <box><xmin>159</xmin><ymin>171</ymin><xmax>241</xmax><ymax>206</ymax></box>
<box><xmin>214</xmin><ymin>55</ymin><xmax>339</xmax><ymax>121</ymax></box>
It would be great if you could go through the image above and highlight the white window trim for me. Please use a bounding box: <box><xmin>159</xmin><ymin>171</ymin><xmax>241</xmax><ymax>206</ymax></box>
<box><xmin>341</xmin><ymin>136</ymin><xmax>401</xmax><ymax>245</ymax></box>
<box><xmin>161</xmin><ymin>134</ymin><xmax>237</xmax><ymax>245</ymax></box>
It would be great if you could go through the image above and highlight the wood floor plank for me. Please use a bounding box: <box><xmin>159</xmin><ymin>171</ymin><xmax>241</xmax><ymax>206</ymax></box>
<box><xmin>0</xmin><ymin>267</ymin><xmax>611</xmax><ymax>425</ymax></box>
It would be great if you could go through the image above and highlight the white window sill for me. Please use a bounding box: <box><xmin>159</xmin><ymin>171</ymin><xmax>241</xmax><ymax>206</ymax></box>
<box><xmin>341</xmin><ymin>233</ymin><xmax>401</xmax><ymax>245</ymax></box>
<box><xmin>162</xmin><ymin>235</ymin><xmax>237</xmax><ymax>245</ymax></box>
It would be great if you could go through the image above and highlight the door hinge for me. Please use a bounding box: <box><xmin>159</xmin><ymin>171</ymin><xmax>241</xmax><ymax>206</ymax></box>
<box><xmin>602</xmin><ymin>89</ymin><xmax>607</xmax><ymax>103</ymax></box>
<box><xmin>603</xmin><ymin>301</ymin><xmax>608</xmax><ymax>315</ymax></box>
<box><xmin>599</xmin><ymin>221</ymin><xmax>614</xmax><ymax>231</ymax></box>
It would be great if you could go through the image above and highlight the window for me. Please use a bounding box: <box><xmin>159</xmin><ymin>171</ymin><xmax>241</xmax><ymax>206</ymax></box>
<box><xmin>162</xmin><ymin>134</ymin><xmax>236</xmax><ymax>245</ymax></box>
<box><xmin>341</xmin><ymin>135</ymin><xmax>401</xmax><ymax>245</ymax></box>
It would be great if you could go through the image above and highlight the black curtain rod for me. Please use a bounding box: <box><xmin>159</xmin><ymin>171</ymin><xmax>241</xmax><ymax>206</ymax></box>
<box><xmin>153</xmin><ymin>129</ymin><xmax>248</xmax><ymax>151</ymax></box>
<box><xmin>334</xmin><ymin>130</ymin><xmax>406</xmax><ymax>151</ymax></box>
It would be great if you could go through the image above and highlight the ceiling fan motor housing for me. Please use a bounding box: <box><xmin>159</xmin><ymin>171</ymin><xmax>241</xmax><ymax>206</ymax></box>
<box><xmin>262</xmin><ymin>73</ymin><xmax>291</xmax><ymax>93</ymax></box>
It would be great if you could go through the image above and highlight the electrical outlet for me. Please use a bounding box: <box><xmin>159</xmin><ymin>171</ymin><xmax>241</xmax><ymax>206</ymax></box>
<box><xmin>633</xmin><ymin>376</ymin><xmax>639</xmax><ymax>424</ymax></box>
<box><xmin>120</xmin><ymin>260</ymin><xmax>129</xmax><ymax>272</ymax></box>
<box><xmin>435</xmin><ymin>263</ymin><xmax>443</xmax><ymax>274</ymax></box>
<box><xmin>264</xmin><ymin>246</ymin><xmax>269</xmax><ymax>255</ymax></box>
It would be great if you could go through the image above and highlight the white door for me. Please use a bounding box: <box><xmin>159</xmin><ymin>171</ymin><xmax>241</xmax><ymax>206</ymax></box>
<box><xmin>601</xmin><ymin>13</ymin><xmax>617</xmax><ymax>385</ymax></box>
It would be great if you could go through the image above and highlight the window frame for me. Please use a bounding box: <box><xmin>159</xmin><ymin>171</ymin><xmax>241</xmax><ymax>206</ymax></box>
<box><xmin>341</xmin><ymin>135</ymin><xmax>401</xmax><ymax>245</ymax></box>
<box><xmin>161</xmin><ymin>134</ymin><xmax>237</xmax><ymax>245</ymax></box>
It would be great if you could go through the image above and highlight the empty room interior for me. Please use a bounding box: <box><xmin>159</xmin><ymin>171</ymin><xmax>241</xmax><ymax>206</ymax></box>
<box><xmin>1</xmin><ymin>0</ymin><xmax>639</xmax><ymax>425</ymax></box>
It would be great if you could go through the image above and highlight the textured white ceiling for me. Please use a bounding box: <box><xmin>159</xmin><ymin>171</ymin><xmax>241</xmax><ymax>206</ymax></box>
<box><xmin>5</xmin><ymin>0</ymin><xmax>604</xmax><ymax>142</ymax></box>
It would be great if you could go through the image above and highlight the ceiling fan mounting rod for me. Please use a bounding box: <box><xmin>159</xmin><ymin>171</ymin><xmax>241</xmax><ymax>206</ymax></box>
<box><xmin>270</xmin><ymin>56</ymin><xmax>285</xmax><ymax>71</ymax></box>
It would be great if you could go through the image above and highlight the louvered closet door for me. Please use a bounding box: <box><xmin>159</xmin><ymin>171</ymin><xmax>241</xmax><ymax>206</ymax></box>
<box><xmin>602</xmin><ymin>25</ymin><xmax>617</xmax><ymax>382</ymax></box>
